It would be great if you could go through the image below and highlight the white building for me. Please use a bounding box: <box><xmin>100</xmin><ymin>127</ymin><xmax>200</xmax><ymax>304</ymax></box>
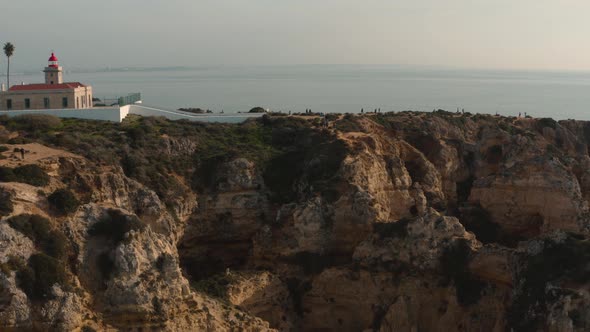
<box><xmin>0</xmin><ymin>52</ymin><xmax>92</xmax><ymax>110</ymax></box>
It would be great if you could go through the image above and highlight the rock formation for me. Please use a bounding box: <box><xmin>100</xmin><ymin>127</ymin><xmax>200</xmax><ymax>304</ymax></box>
<box><xmin>1</xmin><ymin>112</ymin><xmax>590</xmax><ymax>331</ymax></box>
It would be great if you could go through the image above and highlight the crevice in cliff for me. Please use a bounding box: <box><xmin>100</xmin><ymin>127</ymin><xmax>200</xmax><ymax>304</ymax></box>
<box><xmin>404</xmin><ymin>133</ymin><xmax>443</xmax><ymax>165</ymax></box>
<box><xmin>404</xmin><ymin>159</ymin><xmax>428</xmax><ymax>185</ymax></box>
<box><xmin>287</xmin><ymin>252</ymin><xmax>352</xmax><ymax>276</ymax></box>
<box><xmin>439</xmin><ymin>238</ymin><xmax>486</xmax><ymax>307</ymax></box>
<box><xmin>457</xmin><ymin>204</ymin><xmax>500</xmax><ymax>244</ymax></box>
<box><xmin>179</xmin><ymin>242</ymin><xmax>252</xmax><ymax>281</ymax></box>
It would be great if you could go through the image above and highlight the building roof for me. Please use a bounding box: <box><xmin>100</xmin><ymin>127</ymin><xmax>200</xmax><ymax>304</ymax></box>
<box><xmin>48</xmin><ymin>53</ymin><xmax>58</xmax><ymax>62</ymax></box>
<box><xmin>8</xmin><ymin>82</ymin><xmax>87</xmax><ymax>91</ymax></box>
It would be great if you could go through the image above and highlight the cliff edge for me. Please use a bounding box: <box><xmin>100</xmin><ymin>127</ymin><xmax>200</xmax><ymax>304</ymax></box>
<box><xmin>0</xmin><ymin>111</ymin><xmax>589</xmax><ymax>331</ymax></box>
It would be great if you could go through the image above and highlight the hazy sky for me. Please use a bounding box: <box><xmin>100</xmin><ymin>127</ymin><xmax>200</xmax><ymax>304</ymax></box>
<box><xmin>3</xmin><ymin>0</ymin><xmax>590</xmax><ymax>71</ymax></box>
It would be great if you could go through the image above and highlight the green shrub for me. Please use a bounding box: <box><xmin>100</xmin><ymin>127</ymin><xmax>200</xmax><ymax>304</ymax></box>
<box><xmin>0</xmin><ymin>145</ymin><xmax>8</xmax><ymax>153</ymax></box>
<box><xmin>16</xmin><ymin>253</ymin><xmax>68</xmax><ymax>301</ymax></box>
<box><xmin>6</xmin><ymin>214</ymin><xmax>68</xmax><ymax>260</ymax></box>
<box><xmin>12</xmin><ymin>164</ymin><xmax>50</xmax><ymax>186</ymax></box>
<box><xmin>0</xmin><ymin>167</ymin><xmax>16</xmax><ymax>182</ymax></box>
<box><xmin>0</xmin><ymin>164</ymin><xmax>51</xmax><ymax>186</ymax></box>
<box><xmin>6</xmin><ymin>137</ymin><xmax>32</xmax><ymax>145</ymax></box>
<box><xmin>370</xmin><ymin>114</ymin><xmax>396</xmax><ymax>129</ymax></box>
<box><xmin>7</xmin><ymin>214</ymin><xmax>52</xmax><ymax>242</ymax></box>
<box><xmin>434</xmin><ymin>109</ymin><xmax>455</xmax><ymax>116</ymax></box>
<box><xmin>334</xmin><ymin>115</ymin><xmax>363</xmax><ymax>132</ymax></box>
<box><xmin>0</xmin><ymin>255</ymin><xmax>25</xmax><ymax>275</ymax></box>
<box><xmin>0</xmin><ymin>188</ymin><xmax>13</xmax><ymax>216</ymax></box>
<box><xmin>88</xmin><ymin>209</ymin><xmax>145</xmax><ymax>244</ymax></box>
<box><xmin>263</xmin><ymin>126</ymin><xmax>347</xmax><ymax>203</ymax></box>
<box><xmin>537</xmin><ymin>118</ymin><xmax>557</xmax><ymax>130</ymax></box>
<box><xmin>7</xmin><ymin>114</ymin><xmax>62</xmax><ymax>133</ymax></box>
<box><xmin>2</xmin><ymin>115</ymin><xmax>346</xmax><ymax>208</ymax></box>
<box><xmin>42</xmin><ymin>232</ymin><xmax>69</xmax><ymax>261</ymax></box>
<box><xmin>325</xmin><ymin>113</ymin><xmax>340</xmax><ymax>121</ymax></box>
<box><xmin>47</xmin><ymin>189</ymin><xmax>80</xmax><ymax>215</ymax></box>
<box><xmin>249</xmin><ymin>107</ymin><xmax>266</xmax><ymax>113</ymax></box>
<box><xmin>191</xmin><ymin>121</ymin><xmax>276</xmax><ymax>193</ymax></box>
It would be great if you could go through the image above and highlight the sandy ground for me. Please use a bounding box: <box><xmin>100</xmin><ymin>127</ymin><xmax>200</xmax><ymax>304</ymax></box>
<box><xmin>0</xmin><ymin>143</ymin><xmax>77</xmax><ymax>168</ymax></box>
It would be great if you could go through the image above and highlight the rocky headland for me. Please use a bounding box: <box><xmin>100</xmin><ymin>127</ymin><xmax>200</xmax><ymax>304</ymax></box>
<box><xmin>0</xmin><ymin>111</ymin><xmax>589</xmax><ymax>331</ymax></box>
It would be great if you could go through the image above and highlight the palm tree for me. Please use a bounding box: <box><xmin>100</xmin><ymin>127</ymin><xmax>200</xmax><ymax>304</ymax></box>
<box><xmin>3</xmin><ymin>43</ymin><xmax>14</xmax><ymax>89</ymax></box>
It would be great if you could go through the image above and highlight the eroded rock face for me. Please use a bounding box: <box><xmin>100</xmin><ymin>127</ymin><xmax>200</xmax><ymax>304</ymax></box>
<box><xmin>301</xmin><ymin>267</ymin><xmax>509</xmax><ymax>332</ymax></box>
<box><xmin>0</xmin><ymin>224</ymin><xmax>34</xmax><ymax>329</ymax></box>
<box><xmin>179</xmin><ymin>158</ymin><xmax>270</xmax><ymax>279</ymax></box>
<box><xmin>227</xmin><ymin>271</ymin><xmax>295</xmax><ymax>332</ymax></box>
<box><xmin>354</xmin><ymin>210</ymin><xmax>479</xmax><ymax>271</ymax></box>
<box><xmin>3</xmin><ymin>113</ymin><xmax>590</xmax><ymax>331</ymax></box>
<box><xmin>178</xmin><ymin>114</ymin><xmax>590</xmax><ymax>331</ymax></box>
<box><xmin>470</xmin><ymin>158</ymin><xmax>589</xmax><ymax>237</ymax></box>
<box><xmin>0</xmin><ymin>151</ymin><xmax>274</xmax><ymax>332</ymax></box>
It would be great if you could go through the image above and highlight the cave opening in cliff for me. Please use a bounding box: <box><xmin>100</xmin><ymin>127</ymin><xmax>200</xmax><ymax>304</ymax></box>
<box><xmin>404</xmin><ymin>159</ymin><xmax>428</xmax><ymax>185</ymax></box>
<box><xmin>406</xmin><ymin>133</ymin><xmax>442</xmax><ymax>163</ymax></box>
<box><xmin>179</xmin><ymin>245</ymin><xmax>252</xmax><ymax>284</ymax></box>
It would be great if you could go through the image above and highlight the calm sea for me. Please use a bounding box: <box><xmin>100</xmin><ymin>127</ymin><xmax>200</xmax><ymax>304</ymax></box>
<box><xmin>10</xmin><ymin>65</ymin><xmax>590</xmax><ymax>120</ymax></box>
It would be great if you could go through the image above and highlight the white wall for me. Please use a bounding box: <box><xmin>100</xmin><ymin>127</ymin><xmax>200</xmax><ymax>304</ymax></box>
<box><xmin>120</xmin><ymin>105</ymin><xmax>130</xmax><ymax>122</ymax></box>
<box><xmin>0</xmin><ymin>107</ymin><xmax>122</xmax><ymax>122</ymax></box>
<box><xmin>0</xmin><ymin>105</ymin><xmax>263</xmax><ymax>123</ymax></box>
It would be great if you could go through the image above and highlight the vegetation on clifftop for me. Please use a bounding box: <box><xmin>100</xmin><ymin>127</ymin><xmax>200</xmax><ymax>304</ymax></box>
<box><xmin>0</xmin><ymin>114</ymin><xmax>347</xmax><ymax>207</ymax></box>
<box><xmin>0</xmin><ymin>164</ymin><xmax>49</xmax><ymax>187</ymax></box>
<box><xmin>47</xmin><ymin>189</ymin><xmax>80</xmax><ymax>215</ymax></box>
<box><xmin>0</xmin><ymin>188</ymin><xmax>13</xmax><ymax>216</ymax></box>
<box><xmin>6</xmin><ymin>214</ymin><xmax>71</xmax><ymax>301</ymax></box>
<box><xmin>17</xmin><ymin>253</ymin><xmax>69</xmax><ymax>301</ymax></box>
<box><xmin>88</xmin><ymin>209</ymin><xmax>145</xmax><ymax>245</ymax></box>
<box><xmin>7</xmin><ymin>214</ymin><xmax>69</xmax><ymax>260</ymax></box>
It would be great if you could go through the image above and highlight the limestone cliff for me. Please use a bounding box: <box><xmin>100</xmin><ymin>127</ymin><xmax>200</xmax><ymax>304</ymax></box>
<box><xmin>0</xmin><ymin>142</ymin><xmax>272</xmax><ymax>331</ymax></box>
<box><xmin>1</xmin><ymin>112</ymin><xmax>590</xmax><ymax>331</ymax></box>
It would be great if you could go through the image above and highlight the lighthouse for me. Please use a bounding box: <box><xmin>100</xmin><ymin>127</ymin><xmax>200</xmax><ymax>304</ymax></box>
<box><xmin>43</xmin><ymin>52</ymin><xmax>63</xmax><ymax>85</ymax></box>
<box><xmin>0</xmin><ymin>52</ymin><xmax>93</xmax><ymax>110</ymax></box>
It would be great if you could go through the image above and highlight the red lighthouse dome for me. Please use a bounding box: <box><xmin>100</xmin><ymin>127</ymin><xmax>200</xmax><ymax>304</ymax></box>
<box><xmin>48</xmin><ymin>53</ymin><xmax>59</xmax><ymax>68</ymax></box>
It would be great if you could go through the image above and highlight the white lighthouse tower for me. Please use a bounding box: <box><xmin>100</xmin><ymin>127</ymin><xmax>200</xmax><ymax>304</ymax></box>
<box><xmin>43</xmin><ymin>53</ymin><xmax>63</xmax><ymax>85</ymax></box>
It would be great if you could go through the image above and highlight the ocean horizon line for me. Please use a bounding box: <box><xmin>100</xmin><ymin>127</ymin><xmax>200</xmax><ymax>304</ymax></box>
<box><xmin>7</xmin><ymin>63</ymin><xmax>590</xmax><ymax>76</ymax></box>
